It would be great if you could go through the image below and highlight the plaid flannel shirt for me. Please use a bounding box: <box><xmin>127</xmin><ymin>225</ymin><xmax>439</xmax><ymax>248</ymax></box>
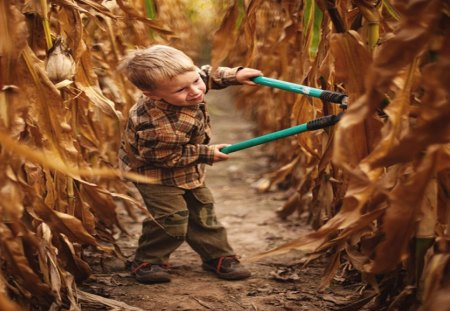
<box><xmin>119</xmin><ymin>65</ymin><xmax>242</xmax><ymax>189</ymax></box>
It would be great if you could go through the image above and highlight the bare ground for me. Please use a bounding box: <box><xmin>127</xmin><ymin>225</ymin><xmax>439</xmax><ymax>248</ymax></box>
<box><xmin>80</xmin><ymin>89</ymin><xmax>364</xmax><ymax>310</ymax></box>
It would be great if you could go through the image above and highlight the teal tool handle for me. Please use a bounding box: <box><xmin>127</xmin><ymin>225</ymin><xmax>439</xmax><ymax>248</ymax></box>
<box><xmin>252</xmin><ymin>76</ymin><xmax>347</xmax><ymax>105</ymax></box>
<box><xmin>220</xmin><ymin>114</ymin><xmax>340</xmax><ymax>154</ymax></box>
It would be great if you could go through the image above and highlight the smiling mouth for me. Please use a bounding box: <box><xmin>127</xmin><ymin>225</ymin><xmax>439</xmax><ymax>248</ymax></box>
<box><xmin>190</xmin><ymin>94</ymin><xmax>203</xmax><ymax>101</ymax></box>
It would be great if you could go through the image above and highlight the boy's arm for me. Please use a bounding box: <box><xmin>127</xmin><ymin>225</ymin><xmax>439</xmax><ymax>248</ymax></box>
<box><xmin>199</xmin><ymin>65</ymin><xmax>262</xmax><ymax>90</ymax></box>
<box><xmin>137</xmin><ymin>128</ymin><xmax>227</xmax><ymax>167</ymax></box>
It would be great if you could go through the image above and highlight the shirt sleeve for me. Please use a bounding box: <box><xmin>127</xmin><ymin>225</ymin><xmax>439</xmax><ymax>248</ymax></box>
<box><xmin>136</xmin><ymin>122</ymin><xmax>215</xmax><ymax>168</ymax></box>
<box><xmin>199</xmin><ymin>65</ymin><xmax>243</xmax><ymax>91</ymax></box>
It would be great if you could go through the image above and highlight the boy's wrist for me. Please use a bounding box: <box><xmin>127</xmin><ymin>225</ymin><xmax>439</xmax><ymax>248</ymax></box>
<box><xmin>221</xmin><ymin>67</ymin><xmax>245</xmax><ymax>85</ymax></box>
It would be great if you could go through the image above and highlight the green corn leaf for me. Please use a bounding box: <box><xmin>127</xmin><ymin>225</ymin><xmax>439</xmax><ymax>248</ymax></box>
<box><xmin>144</xmin><ymin>0</ymin><xmax>156</xmax><ymax>19</ymax></box>
<box><xmin>235</xmin><ymin>0</ymin><xmax>245</xmax><ymax>30</ymax></box>
<box><xmin>304</xmin><ymin>0</ymin><xmax>323</xmax><ymax>61</ymax></box>
<box><xmin>382</xmin><ymin>0</ymin><xmax>399</xmax><ymax>21</ymax></box>
<box><xmin>144</xmin><ymin>0</ymin><xmax>156</xmax><ymax>38</ymax></box>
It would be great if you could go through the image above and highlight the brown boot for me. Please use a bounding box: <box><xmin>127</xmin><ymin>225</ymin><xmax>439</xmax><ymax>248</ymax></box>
<box><xmin>131</xmin><ymin>261</ymin><xmax>171</xmax><ymax>284</ymax></box>
<box><xmin>202</xmin><ymin>256</ymin><xmax>251</xmax><ymax>280</ymax></box>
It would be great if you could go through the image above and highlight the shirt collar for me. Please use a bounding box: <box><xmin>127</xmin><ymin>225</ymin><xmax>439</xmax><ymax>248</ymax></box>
<box><xmin>146</xmin><ymin>98</ymin><xmax>200</xmax><ymax>117</ymax></box>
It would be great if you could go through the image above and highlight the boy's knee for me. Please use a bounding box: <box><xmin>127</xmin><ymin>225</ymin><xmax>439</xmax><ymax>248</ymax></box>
<box><xmin>163</xmin><ymin>210</ymin><xmax>189</xmax><ymax>239</ymax></box>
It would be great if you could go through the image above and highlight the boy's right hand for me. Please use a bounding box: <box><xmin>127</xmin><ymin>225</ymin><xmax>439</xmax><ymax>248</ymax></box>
<box><xmin>236</xmin><ymin>68</ymin><xmax>263</xmax><ymax>85</ymax></box>
<box><xmin>212</xmin><ymin>144</ymin><xmax>231</xmax><ymax>162</ymax></box>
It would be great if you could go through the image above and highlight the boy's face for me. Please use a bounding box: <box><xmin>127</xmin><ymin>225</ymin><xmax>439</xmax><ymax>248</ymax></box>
<box><xmin>144</xmin><ymin>70</ymin><xmax>206</xmax><ymax>107</ymax></box>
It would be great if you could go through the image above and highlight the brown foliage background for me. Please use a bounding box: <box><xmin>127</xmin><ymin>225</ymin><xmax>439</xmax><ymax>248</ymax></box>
<box><xmin>0</xmin><ymin>0</ymin><xmax>226</xmax><ymax>309</ymax></box>
<box><xmin>0</xmin><ymin>0</ymin><xmax>449</xmax><ymax>310</ymax></box>
<box><xmin>212</xmin><ymin>0</ymin><xmax>449</xmax><ymax>309</ymax></box>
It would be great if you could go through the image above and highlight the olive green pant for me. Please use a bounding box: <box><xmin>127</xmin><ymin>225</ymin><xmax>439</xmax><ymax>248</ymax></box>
<box><xmin>134</xmin><ymin>183</ymin><xmax>235</xmax><ymax>264</ymax></box>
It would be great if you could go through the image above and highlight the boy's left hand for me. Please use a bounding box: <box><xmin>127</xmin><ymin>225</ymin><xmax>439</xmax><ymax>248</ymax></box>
<box><xmin>236</xmin><ymin>68</ymin><xmax>263</xmax><ymax>86</ymax></box>
<box><xmin>211</xmin><ymin>144</ymin><xmax>231</xmax><ymax>163</ymax></box>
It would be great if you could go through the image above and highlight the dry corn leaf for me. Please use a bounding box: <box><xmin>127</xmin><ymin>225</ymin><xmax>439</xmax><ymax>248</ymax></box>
<box><xmin>0</xmin><ymin>291</ymin><xmax>23</xmax><ymax>311</ymax></box>
<box><xmin>54</xmin><ymin>3</ymin><xmax>85</xmax><ymax>59</ymax></box>
<box><xmin>0</xmin><ymin>1</ymin><xmax>28</xmax><ymax>63</ymax></box>
<box><xmin>75</xmin><ymin>49</ymin><xmax>122</xmax><ymax>120</ymax></box>
<box><xmin>115</xmin><ymin>0</ymin><xmax>173</xmax><ymax>35</ymax></box>
<box><xmin>361</xmin><ymin>59</ymin><xmax>417</xmax><ymax>171</ymax></box>
<box><xmin>368</xmin><ymin>147</ymin><xmax>443</xmax><ymax>273</ymax></box>
<box><xmin>420</xmin><ymin>253</ymin><xmax>450</xmax><ymax>307</ymax></box>
<box><xmin>24</xmin><ymin>220</ymin><xmax>78</xmax><ymax>309</ymax></box>
<box><xmin>317</xmin><ymin>206</ymin><xmax>386</xmax><ymax>253</ymax></box>
<box><xmin>371</xmin><ymin>35</ymin><xmax>450</xmax><ymax>168</ymax></box>
<box><xmin>417</xmin><ymin>177</ymin><xmax>438</xmax><ymax>238</ymax></box>
<box><xmin>437</xmin><ymin>170</ymin><xmax>450</xmax><ymax>231</ymax></box>
<box><xmin>59</xmin><ymin>270</ymin><xmax>80</xmax><ymax>311</ymax></box>
<box><xmin>277</xmin><ymin>191</ymin><xmax>301</xmax><ymax>219</ymax></box>
<box><xmin>0</xmin><ymin>181</ymin><xmax>24</xmax><ymax>222</ymax></box>
<box><xmin>53</xmin><ymin>0</ymin><xmax>91</xmax><ymax>16</ymax></box>
<box><xmin>319</xmin><ymin>244</ymin><xmax>342</xmax><ymax>290</ymax></box>
<box><xmin>361</xmin><ymin>0</ymin><xmax>442</xmax><ymax>121</ymax></box>
<box><xmin>73</xmin><ymin>185</ymin><xmax>97</xmax><ymax>234</ymax></box>
<box><xmin>59</xmin><ymin>234</ymin><xmax>92</xmax><ymax>282</ymax></box>
<box><xmin>419</xmin><ymin>285</ymin><xmax>450</xmax><ymax>311</ymax></box>
<box><xmin>77</xmin><ymin>289</ymin><xmax>145</xmax><ymax>311</ymax></box>
<box><xmin>77</xmin><ymin>0</ymin><xmax>116</xmax><ymax>18</ymax></box>
<box><xmin>22</xmin><ymin>46</ymin><xmax>81</xmax><ymax>163</ymax></box>
<box><xmin>211</xmin><ymin>1</ymin><xmax>240</xmax><ymax>69</ymax></box>
<box><xmin>80</xmin><ymin>184</ymin><xmax>122</xmax><ymax>231</ymax></box>
<box><xmin>0</xmin><ymin>129</ymin><xmax>158</xmax><ymax>183</ymax></box>
<box><xmin>36</xmin><ymin>223</ymin><xmax>63</xmax><ymax>305</ymax></box>
<box><xmin>330</xmin><ymin>31</ymin><xmax>381</xmax><ymax>169</ymax></box>
<box><xmin>291</xmin><ymin>95</ymin><xmax>318</xmax><ymax>157</ymax></box>
<box><xmin>0</xmin><ymin>225</ymin><xmax>53</xmax><ymax>303</ymax></box>
<box><xmin>243</xmin><ymin>0</ymin><xmax>264</xmax><ymax>64</ymax></box>
<box><xmin>31</xmin><ymin>199</ymin><xmax>102</xmax><ymax>248</ymax></box>
<box><xmin>312</xmin><ymin>173</ymin><xmax>335</xmax><ymax>221</ymax></box>
<box><xmin>0</xmin><ymin>0</ymin><xmax>28</xmax><ymax>128</ymax></box>
<box><xmin>346</xmin><ymin>243</ymin><xmax>370</xmax><ymax>271</ymax></box>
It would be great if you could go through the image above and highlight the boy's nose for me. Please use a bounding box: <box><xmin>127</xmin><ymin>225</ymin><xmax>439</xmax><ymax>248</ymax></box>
<box><xmin>189</xmin><ymin>86</ymin><xmax>202</xmax><ymax>95</ymax></box>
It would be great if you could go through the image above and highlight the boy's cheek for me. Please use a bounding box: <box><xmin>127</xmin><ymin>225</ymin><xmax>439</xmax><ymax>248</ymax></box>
<box><xmin>199</xmin><ymin>81</ymin><xmax>207</xmax><ymax>93</ymax></box>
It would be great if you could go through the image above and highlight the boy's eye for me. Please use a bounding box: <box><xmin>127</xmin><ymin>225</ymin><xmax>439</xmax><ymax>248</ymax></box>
<box><xmin>194</xmin><ymin>78</ymin><xmax>199</xmax><ymax>83</ymax></box>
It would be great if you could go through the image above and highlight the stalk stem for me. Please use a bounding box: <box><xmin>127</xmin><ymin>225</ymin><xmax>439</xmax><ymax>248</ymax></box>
<box><xmin>39</xmin><ymin>0</ymin><xmax>53</xmax><ymax>49</ymax></box>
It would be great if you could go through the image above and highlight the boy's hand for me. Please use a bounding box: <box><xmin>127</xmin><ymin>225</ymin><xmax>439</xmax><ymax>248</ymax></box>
<box><xmin>236</xmin><ymin>68</ymin><xmax>263</xmax><ymax>86</ymax></box>
<box><xmin>212</xmin><ymin>144</ymin><xmax>231</xmax><ymax>162</ymax></box>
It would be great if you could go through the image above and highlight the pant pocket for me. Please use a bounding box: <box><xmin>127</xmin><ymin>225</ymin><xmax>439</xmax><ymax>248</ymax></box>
<box><xmin>189</xmin><ymin>187</ymin><xmax>219</xmax><ymax>227</ymax></box>
<box><xmin>162</xmin><ymin>210</ymin><xmax>189</xmax><ymax>238</ymax></box>
<box><xmin>190</xmin><ymin>186</ymin><xmax>215</xmax><ymax>204</ymax></box>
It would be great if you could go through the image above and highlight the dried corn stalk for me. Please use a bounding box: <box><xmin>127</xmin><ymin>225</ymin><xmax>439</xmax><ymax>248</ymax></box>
<box><xmin>212</xmin><ymin>0</ymin><xmax>449</xmax><ymax>309</ymax></box>
<box><xmin>0</xmin><ymin>0</ymin><xmax>207</xmax><ymax>309</ymax></box>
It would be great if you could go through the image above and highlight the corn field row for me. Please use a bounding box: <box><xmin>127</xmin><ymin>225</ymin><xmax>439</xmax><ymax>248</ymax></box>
<box><xmin>0</xmin><ymin>0</ymin><xmax>449</xmax><ymax>310</ymax></box>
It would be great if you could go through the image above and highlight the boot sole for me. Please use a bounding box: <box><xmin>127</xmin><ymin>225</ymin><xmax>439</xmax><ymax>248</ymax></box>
<box><xmin>132</xmin><ymin>270</ymin><xmax>171</xmax><ymax>284</ymax></box>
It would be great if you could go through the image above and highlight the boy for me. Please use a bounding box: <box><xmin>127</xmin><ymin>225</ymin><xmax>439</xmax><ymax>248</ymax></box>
<box><xmin>118</xmin><ymin>45</ymin><xmax>262</xmax><ymax>284</ymax></box>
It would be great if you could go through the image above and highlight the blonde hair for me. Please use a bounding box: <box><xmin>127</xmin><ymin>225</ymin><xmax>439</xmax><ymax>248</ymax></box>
<box><xmin>118</xmin><ymin>45</ymin><xmax>196</xmax><ymax>91</ymax></box>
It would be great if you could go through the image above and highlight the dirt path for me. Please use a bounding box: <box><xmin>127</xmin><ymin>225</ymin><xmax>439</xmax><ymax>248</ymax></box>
<box><xmin>81</xmin><ymin>89</ymin><xmax>361</xmax><ymax>310</ymax></box>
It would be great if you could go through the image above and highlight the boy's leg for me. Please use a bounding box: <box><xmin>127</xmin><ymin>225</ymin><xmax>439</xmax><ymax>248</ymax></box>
<box><xmin>184</xmin><ymin>185</ymin><xmax>251</xmax><ymax>280</ymax></box>
<box><xmin>134</xmin><ymin>183</ymin><xmax>188</xmax><ymax>264</ymax></box>
<box><xmin>183</xmin><ymin>185</ymin><xmax>234</xmax><ymax>260</ymax></box>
